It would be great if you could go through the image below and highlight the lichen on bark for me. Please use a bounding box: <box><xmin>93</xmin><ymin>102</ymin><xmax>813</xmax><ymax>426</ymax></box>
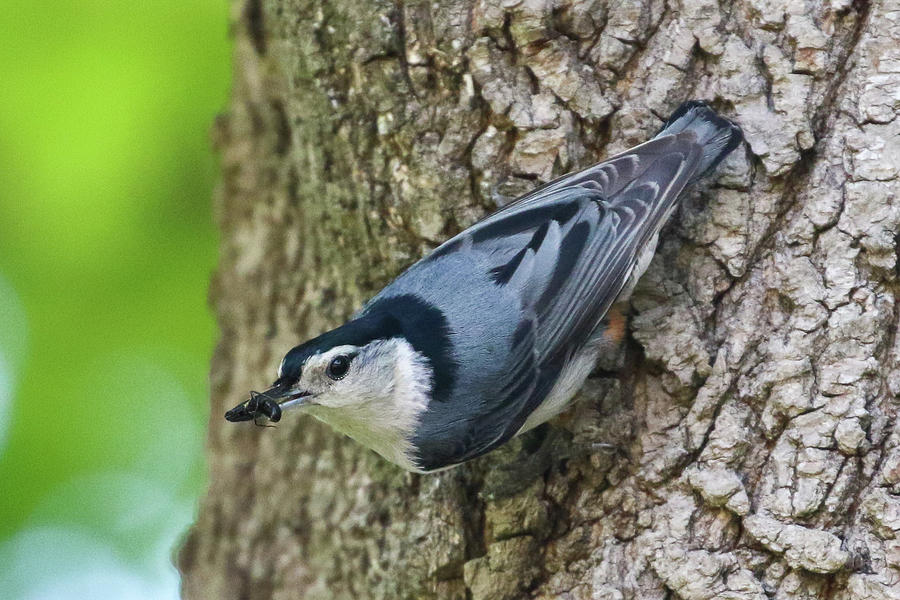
<box><xmin>179</xmin><ymin>0</ymin><xmax>900</xmax><ymax>598</ymax></box>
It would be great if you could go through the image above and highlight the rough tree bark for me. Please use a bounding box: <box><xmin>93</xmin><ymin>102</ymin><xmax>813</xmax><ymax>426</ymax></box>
<box><xmin>178</xmin><ymin>0</ymin><xmax>900</xmax><ymax>598</ymax></box>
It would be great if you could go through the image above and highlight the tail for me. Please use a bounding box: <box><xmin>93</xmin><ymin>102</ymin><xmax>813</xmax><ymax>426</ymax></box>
<box><xmin>655</xmin><ymin>100</ymin><xmax>743</xmax><ymax>177</ymax></box>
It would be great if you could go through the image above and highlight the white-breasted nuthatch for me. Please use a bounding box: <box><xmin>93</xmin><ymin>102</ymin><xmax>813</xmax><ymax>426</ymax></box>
<box><xmin>226</xmin><ymin>101</ymin><xmax>743</xmax><ymax>473</ymax></box>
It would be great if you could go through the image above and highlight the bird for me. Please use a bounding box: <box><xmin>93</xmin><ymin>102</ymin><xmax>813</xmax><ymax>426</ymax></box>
<box><xmin>225</xmin><ymin>101</ymin><xmax>743</xmax><ymax>473</ymax></box>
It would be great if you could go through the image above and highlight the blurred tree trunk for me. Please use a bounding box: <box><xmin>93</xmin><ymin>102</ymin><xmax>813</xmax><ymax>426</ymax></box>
<box><xmin>179</xmin><ymin>0</ymin><xmax>900</xmax><ymax>598</ymax></box>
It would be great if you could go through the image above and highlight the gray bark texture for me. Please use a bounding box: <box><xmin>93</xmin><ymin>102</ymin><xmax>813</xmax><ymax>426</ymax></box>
<box><xmin>178</xmin><ymin>0</ymin><xmax>900</xmax><ymax>598</ymax></box>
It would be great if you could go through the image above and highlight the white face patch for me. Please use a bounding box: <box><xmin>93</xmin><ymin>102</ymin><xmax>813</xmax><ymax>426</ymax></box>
<box><xmin>295</xmin><ymin>338</ymin><xmax>433</xmax><ymax>472</ymax></box>
<box><xmin>295</xmin><ymin>345</ymin><xmax>365</xmax><ymax>405</ymax></box>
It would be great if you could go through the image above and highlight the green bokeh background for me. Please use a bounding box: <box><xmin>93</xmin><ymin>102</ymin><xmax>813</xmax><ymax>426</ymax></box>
<box><xmin>0</xmin><ymin>1</ymin><xmax>230</xmax><ymax>597</ymax></box>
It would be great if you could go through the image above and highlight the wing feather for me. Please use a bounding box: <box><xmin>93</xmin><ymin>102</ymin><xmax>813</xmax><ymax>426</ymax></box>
<box><xmin>416</xmin><ymin>132</ymin><xmax>709</xmax><ymax>466</ymax></box>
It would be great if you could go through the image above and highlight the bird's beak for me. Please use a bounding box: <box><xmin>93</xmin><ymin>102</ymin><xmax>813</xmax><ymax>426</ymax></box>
<box><xmin>224</xmin><ymin>382</ymin><xmax>313</xmax><ymax>424</ymax></box>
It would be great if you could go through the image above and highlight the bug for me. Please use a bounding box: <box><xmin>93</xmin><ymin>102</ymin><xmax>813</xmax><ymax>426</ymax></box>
<box><xmin>225</xmin><ymin>390</ymin><xmax>282</xmax><ymax>427</ymax></box>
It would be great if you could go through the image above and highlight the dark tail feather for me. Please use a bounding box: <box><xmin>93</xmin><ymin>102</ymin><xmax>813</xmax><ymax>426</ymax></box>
<box><xmin>656</xmin><ymin>100</ymin><xmax>743</xmax><ymax>177</ymax></box>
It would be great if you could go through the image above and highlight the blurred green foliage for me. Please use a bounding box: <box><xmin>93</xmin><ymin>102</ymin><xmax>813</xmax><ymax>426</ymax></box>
<box><xmin>0</xmin><ymin>0</ymin><xmax>230</xmax><ymax>596</ymax></box>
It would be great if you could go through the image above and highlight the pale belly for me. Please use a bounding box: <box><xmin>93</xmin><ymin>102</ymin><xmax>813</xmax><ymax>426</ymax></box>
<box><xmin>516</xmin><ymin>344</ymin><xmax>601</xmax><ymax>434</ymax></box>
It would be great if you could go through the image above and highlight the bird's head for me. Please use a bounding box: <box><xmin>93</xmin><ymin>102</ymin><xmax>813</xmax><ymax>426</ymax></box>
<box><xmin>225</xmin><ymin>313</ymin><xmax>436</xmax><ymax>470</ymax></box>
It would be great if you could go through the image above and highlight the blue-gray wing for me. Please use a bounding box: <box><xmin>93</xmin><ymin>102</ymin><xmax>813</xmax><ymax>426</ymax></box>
<box><xmin>413</xmin><ymin>103</ymin><xmax>742</xmax><ymax>469</ymax></box>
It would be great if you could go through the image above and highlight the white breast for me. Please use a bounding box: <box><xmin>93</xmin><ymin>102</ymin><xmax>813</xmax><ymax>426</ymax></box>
<box><xmin>517</xmin><ymin>343</ymin><xmax>601</xmax><ymax>435</ymax></box>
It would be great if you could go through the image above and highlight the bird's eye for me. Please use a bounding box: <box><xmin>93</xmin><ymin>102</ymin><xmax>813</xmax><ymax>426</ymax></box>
<box><xmin>326</xmin><ymin>354</ymin><xmax>352</xmax><ymax>380</ymax></box>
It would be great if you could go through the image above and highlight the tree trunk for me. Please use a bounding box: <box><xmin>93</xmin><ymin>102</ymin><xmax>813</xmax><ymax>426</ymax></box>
<box><xmin>178</xmin><ymin>0</ymin><xmax>900</xmax><ymax>598</ymax></box>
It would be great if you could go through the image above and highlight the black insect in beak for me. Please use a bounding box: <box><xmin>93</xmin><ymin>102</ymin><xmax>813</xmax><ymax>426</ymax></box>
<box><xmin>224</xmin><ymin>379</ymin><xmax>312</xmax><ymax>426</ymax></box>
<box><xmin>225</xmin><ymin>390</ymin><xmax>283</xmax><ymax>426</ymax></box>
